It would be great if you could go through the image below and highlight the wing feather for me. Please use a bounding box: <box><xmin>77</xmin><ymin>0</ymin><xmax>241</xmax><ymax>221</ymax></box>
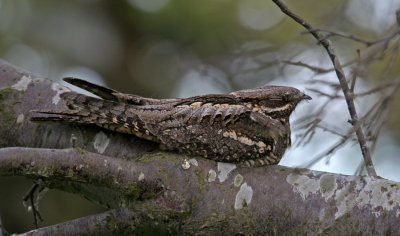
<box><xmin>63</xmin><ymin>77</ymin><xmax>178</xmax><ymax>105</ymax></box>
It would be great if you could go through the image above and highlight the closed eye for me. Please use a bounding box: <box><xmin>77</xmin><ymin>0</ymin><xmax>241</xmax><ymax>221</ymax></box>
<box><xmin>269</xmin><ymin>96</ymin><xmax>282</xmax><ymax>101</ymax></box>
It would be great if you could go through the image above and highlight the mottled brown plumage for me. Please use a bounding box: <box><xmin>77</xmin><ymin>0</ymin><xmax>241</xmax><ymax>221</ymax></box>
<box><xmin>30</xmin><ymin>78</ymin><xmax>311</xmax><ymax>167</ymax></box>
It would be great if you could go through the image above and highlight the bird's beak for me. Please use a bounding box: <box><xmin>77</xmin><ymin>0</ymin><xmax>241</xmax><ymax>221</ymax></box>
<box><xmin>302</xmin><ymin>94</ymin><xmax>312</xmax><ymax>100</ymax></box>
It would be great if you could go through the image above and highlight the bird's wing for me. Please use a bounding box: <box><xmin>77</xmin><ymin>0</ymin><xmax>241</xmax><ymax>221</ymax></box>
<box><xmin>63</xmin><ymin>77</ymin><xmax>178</xmax><ymax>105</ymax></box>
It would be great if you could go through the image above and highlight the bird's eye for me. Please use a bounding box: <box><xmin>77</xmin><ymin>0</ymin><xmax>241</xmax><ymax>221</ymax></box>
<box><xmin>269</xmin><ymin>96</ymin><xmax>282</xmax><ymax>101</ymax></box>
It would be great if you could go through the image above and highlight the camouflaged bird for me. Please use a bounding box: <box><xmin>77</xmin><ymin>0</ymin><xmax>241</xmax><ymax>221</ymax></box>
<box><xmin>30</xmin><ymin>78</ymin><xmax>311</xmax><ymax>167</ymax></box>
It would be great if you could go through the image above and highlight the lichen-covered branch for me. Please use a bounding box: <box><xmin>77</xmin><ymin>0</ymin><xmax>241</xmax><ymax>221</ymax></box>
<box><xmin>0</xmin><ymin>147</ymin><xmax>168</xmax><ymax>208</ymax></box>
<box><xmin>18</xmin><ymin>207</ymin><xmax>183</xmax><ymax>236</ymax></box>
<box><xmin>272</xmin><ymin>0</ymin><xmax>377</xmax><ymax>176</ymax></box>
<box><xmin>1</xmin><ymin>59</ymin><xmax>400</xmax><ymax>234</ymax></box>
<box><xmin>2</xmin><ymin>146</ymin><xmax>400</xmax><ymax>235</ymax></box>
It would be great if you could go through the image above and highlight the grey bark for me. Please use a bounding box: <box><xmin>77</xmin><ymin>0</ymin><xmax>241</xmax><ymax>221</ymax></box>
<box><xmin>1</xmin><ymin>59</ymin><xmax>399</xmax><ymax>235</ymax></box>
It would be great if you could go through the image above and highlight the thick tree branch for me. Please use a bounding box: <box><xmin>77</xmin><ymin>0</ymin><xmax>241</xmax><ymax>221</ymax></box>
<box><xmin>0</xmin><ymin>147</ymin><xmax>167</xmax><ymax>208</ymax></box>
<box><xmin>2</xmin><ymin>146</ymin><xmax>400</xmax><ymax>235</ymax></box>
<box><xmin>17</xmin><ymin>207</ymin><xmax>183</xmax><ymax>236</ymax></box>
<box><xmin>272</xmin><ymin>0</ymin><xmax>377</xmax><ymax>176</ymax></box>
<box><xmin>1</xmin><ymin>59</ymin><xmax>399</xmax><ymax>234</ymax></box>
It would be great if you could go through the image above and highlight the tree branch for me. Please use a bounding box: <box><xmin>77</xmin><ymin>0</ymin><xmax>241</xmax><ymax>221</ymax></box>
<box><xmin>303</xmin><ymin>27</ymin><xmax>400</xmax><ymax>47</ymax></box>
<box><xmin>0</xmin><ymin>147</ymin><xmax>167</xmax><ymax>208</ymax></box>
<box><xmin>272</xmin><ymin>0</ymin><xmax>377</xmax><ymax>176</ymax></box>
<box><xmin>17</xmin><ymin>207</ymin><xmax>183</xmax><ymax>236</ymax></box>
<box><xmin>1</xmin><ymin>58</ymin><xmax>399</xmax><ymax>234</ymax></box>
<box><xmin>3</xmin><ymin>146</ymin><xmax>400</xmax><ymax>235</ymax></box>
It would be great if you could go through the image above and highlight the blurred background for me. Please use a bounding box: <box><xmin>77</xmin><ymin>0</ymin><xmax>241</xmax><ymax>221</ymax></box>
<box><xmin>1</xmin><ymin>0</ymin><xmax>400</xmax><ymax>233</ymax></box>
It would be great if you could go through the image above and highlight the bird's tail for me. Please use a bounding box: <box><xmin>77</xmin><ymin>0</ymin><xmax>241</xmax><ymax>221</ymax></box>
<box><xmin>30</xmin><ymin>91</ymin><xmax>129</xmax><ymax>126</ymax></box>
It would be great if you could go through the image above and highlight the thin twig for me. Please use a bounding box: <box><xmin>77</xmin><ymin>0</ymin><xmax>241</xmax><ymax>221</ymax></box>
<box><xmin>350</xmin><ymin>49</ymin><xmax>361</xmax><ymax>92</ymax></box>
<box><xmin>302</xmin><ymin>137</ymin><xmax>350</xmax><ymax>169</ymax></box>
<box><xmin>23</xmin><ymin>182</ymin><xmax>43</xmax><ymax>228</ymax></box>
<box><xmin>307</xmin><ymin>88</ymin><xmax>341</xmax><ymax>99</ymax></box>
<box><xmin>300</xmin><ymin>75</ymin><xmax>400</xmax><ymax>171</ymax></box>
<box><xmin>282</xmin><ymin>57</ymin><xmax>359</xmax><ymax>74</ymax></box>
<box><xmin>354</xmin><ymin>82</ymin><xmax>393</xmax><ymax>97</ymax></box>
<box><xmin>272</xmin><ymin>0</ymin><xmax>377</xmax><ymax>176</ymax></box>
<box><xmin>354</xmin><ymin>160</ymin><xmax>366</xmax><ymax>176</ymax></box>
<box><xmin>304</xmin><ymin>27</ymin><xmax>400</xmax><ymax>47</ymax></box>
<box><xmin>280</xmin><ymin>60</ymin><xmax>331</xmax><ymax>73</ymax></box>
<box><xmin>365</xmin><ymin>77</ymin><xmax>400</xmax><ymax>152</ymax></box>
<box><xmin>316</xmin><ymin>124</ymin><xmax>346</xmax><ymax>138</ymax></box>
<box><xmin>307</xmin><ymin>79</ymin><xmax>340</xmax><ymax>88</ymax></box>
<box><xmin>295</xmin><ymin>118</ymin><xmax>320</xmax><ymax>147</ymax></box>
<box><xmin>376</xmin><ymin>40</ymin><xmax>400</xmax><ymax>81</ymax></box>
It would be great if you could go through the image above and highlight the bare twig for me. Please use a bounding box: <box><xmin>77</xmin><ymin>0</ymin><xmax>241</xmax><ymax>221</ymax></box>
<box><xmin>364</xmin><ymin>77</ymin><xmax>400</xmax><ymax>152</ymax></box>
<box><xmin>354</xmin><ymin>160</ymin><xmax>367</xmax><ymax>176</ymax></box>
<box><xmin>350</xmin><ymin>49</ymin><xmax>361</xmax><ymax>92</ymax></box>
<box><xmin>304</xmin><ymin>27</ymin><xmax>400</xmax><ymax>47</ymax></box>
<box><xmin>284</xmin><ymin>26</ymin><xmax>400</xmax><ymax>80</ymax></box>
<box><xmin>281</xmin><ymin>57</ymin><xmax>361</xmax><ymax>74</ymax></box>
<box><xmin>22</xmin><ymin>183</ymin><xmax>43</xmax><ymax>228</ymax></box>
<box><xmin>374</xmin><ymin>41</ymin><xmax>400</xmax><ymax>82</ymax></box>
<box><xmin>272</xmin><ymin>0</ymin><xmax>377</xmax><ymax>176</ymax></box>
<box><xmin>280</xmin><ymin>60</ymin><xmax>332</xmax><ymax>73</ymax></box>
<box><xmin>315</xmin><ymin>124</ymin><xmax>346</xmax><ymax>138</ymax></box>
<box><xmin>295</xmin><ymin>118</ymin><xmax>320</xmax><ymax>147</ymax></box>
<box><xmin>307</xmin><ymin>80</ymin><xmax>341</xmax><ymax>91</ymax></box>
<box><xmin>300</xmin><ymin>75</ymin><xmax>400</xmax><ymax>171</ymax></box>
<box><xmin>307</xmin><ymin>88</ymin><xmax>341</xmax><ymax>99</ymax></box>
<box><xmin>354</xmin><ymin>82</ymin><xmax>393</xmax><ymax>97</ymax></box>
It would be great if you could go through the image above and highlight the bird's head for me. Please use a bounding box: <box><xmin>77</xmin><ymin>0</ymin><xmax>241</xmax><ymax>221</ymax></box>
<box><xmin>230</xmin><ymin>86</ymin><xmax>311</xmax><ymax>119</ymax></box>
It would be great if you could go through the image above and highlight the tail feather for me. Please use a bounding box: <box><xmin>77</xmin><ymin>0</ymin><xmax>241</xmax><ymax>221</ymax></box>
<box><xmin>30</xmin><ymin>109</ymin><xmax>86</xmax><ymax>123</ymax></box>
<box><xmin>30</xmin><ymin>109</ymin><xmax>82</xmax><ymax>116</ymax></box>
<box><xmin>63</xmin><ymin>77</ymin><xmax>119</xmax><ymax>102</ymax></box>
<box><xmin>30</xmin><ymin>91</ymin><xmax>136</xmax><ymax>131</ymax></box>
<box><xmin>30</xmin><ymin>80</ymin><xmax>150</xmax><ymax>136</ymax></box>
<box><xmin>30</xmin><ymin>91</ymin><xmax>118</xmax><ymax>125</ymax></box>
<box><xmin>63</xmin><ymin>77</ymin><xmax>147</xmax><ymax>105</ymax></box>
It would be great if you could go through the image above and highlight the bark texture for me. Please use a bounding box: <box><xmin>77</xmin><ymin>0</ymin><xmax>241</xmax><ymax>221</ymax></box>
<box><xmin>1</xmin><ymin>59</ymin><xmax>399</xmax><ymax>235</ymax></box>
